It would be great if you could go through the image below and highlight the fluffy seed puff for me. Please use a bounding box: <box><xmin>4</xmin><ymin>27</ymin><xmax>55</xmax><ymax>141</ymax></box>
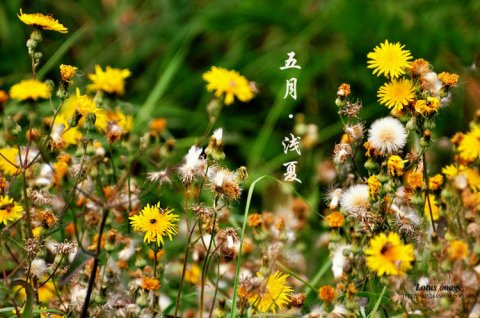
<box><xmin>208</xmin><ymin>167</ymin><xmax>242</xmax><ymax>201</ymax></box>
<box><xmin>178</xmin><ymin>146</ymin><xmax>207</xmax><ymax>184</ymax></box>
<box><xmin>367</xmin><ymin>117</ymin><xmax>407</xmax><ymax>155</ymax></box>
<box><xmin>340</xmin><ymin>184</ymin><xmax>369</xmax><ymax>215</ymax></box>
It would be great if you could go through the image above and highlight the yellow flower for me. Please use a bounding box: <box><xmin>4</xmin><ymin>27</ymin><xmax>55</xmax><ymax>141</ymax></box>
<box><xmin>442</xmin><ymin>164</ymin><xmax>466</xmax><ymax>178</ymax></box>
<box><xmin>60</xmin><ymin>89</ymin><xmax>108</xmax><ymax>131</ymax></box>
<box><xmin>365</xmin><ymin>232</ymin><xmax>414</xmax><ymax>276</ymax></box>
<box><xmin>447</xmin><ymin>240</ymin><xmax>468</xmax><ymax>261</ymax></box>
<box><xmin>429</xmin><ymin>174</ymin><xmax>443</xmax><ymax>191</ymax></box>
<box><xmin>378</xmin><ymin>78</ymin><xmax>415</xmax><ymax>112</ymax></box>
<box><xmin>438</xmin><ymin>72</ymin><xmax>459</xmax><ymax>87</ymax></box>
<box><xmin>98</xmin><ymin>110</ymin><xmax>133</xmax><ymax>134</ymax></box>
<box><xmin>465</xmin><ymin>168</ymin><xmax>480</xmax><ymax>192</ymax></box>
<box><xmin>203</xmin><ymin>66</ymin><xmax>254</xmax><ymax>105</ymax></box>
<box><xmin>247</xmin><ymin>271</ymin><xmax>292</xmax><ymax>313</ymax></box>
<box><xmin>407</xmin><ymin>171</ymin><xmax>423</xmax><ymax>189</ymax></box>
<box><xmin>60</xmin><ymin>64</ymin><xmax>77</xmax><ymax>83</ymax></box>
<box><xmin>17</xmin><ymin>9</ymin><xmax>68</xmax><ymax>33</ymax></box>
<box><xmin>325</xmin><ymin>211</ymin><xmax>345</xmax><ymax>228</ymax></box>
<box><xmin>9</xmin><ymin>79</ymin><xmax>51</xmax><ymax>101</ymax></box>
<box><xmin>415</xmin><ymin>96</ymin><xmax>440</xmax><ymax>115</ymax></box>
<box><xmin>387</xmin><ymin>155</ymin><xmax>408</xmax><ymax>177</ymax></box>
<box><xmin>129</xmin><ymin>203</ymin><xmax>179</xmax><ymax>246</ymax></box>
<box><xmin>424</xmin><ymin>194</ymin><xmax>439</xmax><ymax>221</ymax></box>
<box><xmin>367</xmin><ymin>175</ymin><xmax>381</xmax><ymax>199</ymax></box>
<box><xmin>367</xmin><ymin>40</ymin><xmax>412</xmax><ymax>78</ymax></box>
<box><xmin>185</xmin><ymin>264</ymin><xmax>201</xmax><ymax>285</ymax></box>
<box><xmin>458</xmin><ymin>126</ymin><xmax>480</xmax><ymax>162</ymax></box>
<box><xmin>141</xmin><ymin>277</ymin><xmax>160</xmax><ymax>291</ymax></box>
<box><xmin>0</xmin><ymin>195</ymin><xmax>23</xmax><ymax>225</ymax></box>
<box><xmin>51</xmin><ymin>114</ymin><xmax>83</xmax><ymax>148</ymax></box>
<box><xmin>16</xmin><ymin>281</ymin><xmax>56</xmax><ymax>303</ymax></box>
<box><xmin>87</xmin><ymin>65</ymin><xmax>131</xmax><ymax>95</ymax></box>
<box><xmin>0</xmin><ymin>148</ymin><xmax>19</xmax><ymax>176</ymax></box>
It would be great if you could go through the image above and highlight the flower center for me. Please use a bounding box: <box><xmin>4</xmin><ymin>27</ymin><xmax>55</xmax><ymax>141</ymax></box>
<box><xmin>380</xmin><ymin>242</ymin><xmax>396</xmax><ymax>260</ymax></box>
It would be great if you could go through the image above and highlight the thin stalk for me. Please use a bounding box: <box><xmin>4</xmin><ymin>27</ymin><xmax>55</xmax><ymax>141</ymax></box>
<box><xmin>174</xmin><ymin>219</ymin><xmax>198</xmax><ymax>318</ymax></box>
<box><xmin>80</xmin><ymin>208</ymin><xmax>110</xmax><ymax>317</ymax></box>
<box><xmin>199</xmin><ymin>199</ymin><xmax>218</xmax><ymax>315</ymax></box>
<box><xmin>208</xmin><ymin>257</ymin><xmax>221</xmax><ymax>318</ymax></box>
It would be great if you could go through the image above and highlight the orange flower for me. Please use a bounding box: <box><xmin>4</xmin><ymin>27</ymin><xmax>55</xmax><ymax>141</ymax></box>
<box><xmin>248</xmin><ymin>213</ymin><xmax>263</xmax><ymax>227</ymax></box>
<box><xmin>318</xmin><ymin>285</ymin><xmax>336</xmax><ymax>302</ymax></box>
<box><xmin>448</xmin><ymin>240</ymin><xmax>468</xmax><ymax>261</ymax></box>
<box><xmin>142</xmin><ymin>277</ymin><xmax>160</xmax><ymax>291</ymax></box>
<box><xmin>325</xmin><ymin>211</ymin><xmax>345</xmax><ymax>228</ymax></box>
<box><xmin>407</xmin><ymin>171</ymin><xmax>423</xmax><ymax>190</ymax></box>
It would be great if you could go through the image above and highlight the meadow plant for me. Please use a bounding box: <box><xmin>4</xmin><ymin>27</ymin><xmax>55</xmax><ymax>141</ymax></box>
<box><xmin>1</xmin><ymin>8</ymin><xmax>479</xmax><ymax>318</ymax></box>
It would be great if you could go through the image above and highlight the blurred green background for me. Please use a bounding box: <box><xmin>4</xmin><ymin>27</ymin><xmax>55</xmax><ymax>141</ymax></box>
<box><xmin>1</xmin><ymin>0</ymin><xmax>479</xmax><ymax>210</ymax></box>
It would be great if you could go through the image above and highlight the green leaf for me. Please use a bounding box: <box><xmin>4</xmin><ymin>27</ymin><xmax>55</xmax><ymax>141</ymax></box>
<box><xmin>367</xmin><ymin>285</ymin><xmax>387</xmax><ymax>318</ymax></box>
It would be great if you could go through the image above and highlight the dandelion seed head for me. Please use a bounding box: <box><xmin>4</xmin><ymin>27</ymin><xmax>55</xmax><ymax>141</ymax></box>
<box><xmin>368</xmin><ymin>117</ymin><xmax>407</xmax><ymax>154</ymax></box>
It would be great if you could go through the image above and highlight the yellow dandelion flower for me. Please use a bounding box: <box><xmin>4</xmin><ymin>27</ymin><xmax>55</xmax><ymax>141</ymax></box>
<box><xmin>17</xmin><ymin>9</ymin><xmax>68</xmax><ymax>33</ymax></box>
<box><xmin>16</xmin><ymin>281</ymin><xmax>55</xmax><ymax>303</ymax></box>
<box><xmin>87</xmin><ymin>65</ymin><xmax>131</xmax><ymax>95</ymax></box>
<box><xmin>247</xmin><ymin>271</ymin><xmax>292</xmax><ymax>313</ymax></box>
<box><xmin>442</xmin><ymin>164</ymin><xmax>466</xmax><ymax>178</ymax></box>
<box><xmin>9</xmin><ymin>79</ymin><xmax>51</xmax><ymax>101</ymax></box>
<box><xmin>0</xmin><ymin>195</ymin><xmax>23</xmax><ymax>225</ymax></box>
<box><xmin>415</xmin><ymin>96</ymin><xmax>440</xmax><ymax>115</ymax></box>
<box><xmin>60</xmin><ymin>89</ymin><xmax>108</xmax><ymax>131</ymax></box>
<box><xmin>367</xmin><ymin>175</ymin><xmax>382</xmax><ymax>199</ymax></box>
<box><xmin>447</xmin><ymin>240</ymin><xmax>468</xmax><ymax>261</ymax></box>
<box><xmin>203</xmin><ymin>66</ymin><xmax>255</xmax><ymax>105</ymax></box>
<box><xmin>458</xmin><ymin>126</ymin><xmax>480</xmax><ymax>162</ymax></box>
<box><xmin>51</xmin><ymin>113</ymin><xmax>83</xmax><ymax>147</ymax></box>
<box><xmin>367</xmin><ymin>40</ymin><xmax>412</xmax><ymax>78</ymax></box>
<box><xmin>378</xmin><ymin>78</ymin><xmax>415</xmax><ymax>112</ymax></box>
<box><xmin>387</xmin><ymin>155</ymin><xmax>408</xmax><ymax>177</ymax></box>
<box><xmin>129</xmin><ymin>203</ymin><xmax>179</xmax><ymax>246</ymax></box>
<box><xmin>424</xmin><ymin>194</ymin><xmax>439</xmax><ymax>221</ymax></box>
<box><xmin>60</xmin><ymin>64</ymin><xmax>77</xmax><ymax>83</ymax></box>
<box><xmin>0</xmin><ymin>148</ymin><xmax>19</xmax><ymax>176</ymax></box>
<box><xmin>325</xmin><ymin>211</ymin><xmax>345</xmax><ymax>228</ymax></box>
<box><xmin>465</xmin><ymin>168</ymin><xmax>480</xmax><ymax>192</ymax></box>
<box><xmin>185</xmin><ymin>264</ymin><xmax>202</xmax><ymax>285</ymax></box>
<box><xmin>95</xmin><ymin>109</ymin><xmax>133</xmax><ymax>134</ymax></box>
<box><xmin>365</xmin><ymin>232</ymin><xmax>414</xmax><ymax>276</ymax></box>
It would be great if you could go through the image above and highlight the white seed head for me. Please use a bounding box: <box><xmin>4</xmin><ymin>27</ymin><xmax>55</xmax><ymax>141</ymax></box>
<box><xmin>340</xmin><ymin>184</ymin><xmax>369</xmax><ymax>214</ymax></box>
<box><xmin>368</xmin><ymin>117</ymin><xmax>407</xmax><ymax>154</ymax></box>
